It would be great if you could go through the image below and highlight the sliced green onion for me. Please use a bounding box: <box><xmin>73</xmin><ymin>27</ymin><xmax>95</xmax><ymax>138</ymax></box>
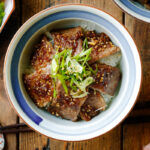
<box><xmin>56</xmin><ymin>74</ymin><xmax>68</xmax><ymax>94</ymax></box>
<box><xmin>86</xmin><ymin>63</ymin><xmax>98</xmax><ymax>75</ymax></box>
<box><xmin>52</xmin><ymin>78</ymin><xmax>57</xmax><ymax>98</ymax></box>
<box><xmin>55</xmin><ymin>49</ymin><xmax>67</xmax><ymax>60</ymax></box>
<box><xmin>73</xmin><ymin>48</ymin><xmax>92</xmax><ymax>62</ymax></box>
<box><xmin>72</xmin><ymin>76</ymin><xmax>94</xmax><ymax>92</ymax></box>
<box><xmin>82</xmin><ymin>49</ymin><xmax>92</xmax><ymax>66</ymax></box>
<box><xmin>70</xmin><ymin>90</ymin><xmax>88</xmax><ymax>98</ymax></box>
<box><xmin>79</xmin><ymin>48</ymin><xmax>92</xmax><ymax>58</ymax></box>
<box><xmin>66</xmin><ymin>56</ymin><xmax>83</xmax><ymax>74</ymax></box>
<box><xmin>83</xmin><ymin>37</ymin><xmax>88</xmax><ymax>49</ymax></box>
<box><xmin>51</xmin><ymin>58</ymin><xmax>59</xmax><ymax>75</ymax></box>
<box><xmin>49</xmin><ymin>38</ymin><xmax>96</xmax><ymax>98</ymax></box>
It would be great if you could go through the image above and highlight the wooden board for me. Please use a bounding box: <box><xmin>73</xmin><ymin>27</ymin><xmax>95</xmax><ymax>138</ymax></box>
<box><xmin>125</xmin><ymin>14</ymin><xmax>150</xmax><ymax>102</ymax></box>
<box><xmin>21</xmin><ymin>0</ymin><xmax>56</xmax><ymax>23</ymax></box>
<box><xmin>19</xmin><ymin>131</ymin><xmax>48</xmax><ymax>150</ymax></box>
<box><xmin>0</xmin><ymin>0</ymin><xmax>150</xmax><ymax>149</ymax></box>
<box><xmin>123</xmin><ymin>123</ymin><xmax>150</xmax><ymax>150</ymax></box>
<box><xmin>0</xmin><ymin>0</ymin><xmax>21</xmax><ymax>149</ymax></box>
<box><xmin>81</xmin><ymin>0</ymin><xmax>123</xmax><ymax>23</ymax></box>
<box><xmin>65</xmin><ymin>125</ymin><xmax>121</xmax><ymax>150</ymax></box>
<box><xmin>19</xmin><ymin>125</ymin><xmax>121</xmax><ymax>150</ymax></box>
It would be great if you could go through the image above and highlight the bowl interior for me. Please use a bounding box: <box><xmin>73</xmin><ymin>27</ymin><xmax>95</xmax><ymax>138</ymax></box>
<box><xmin>19</xmin><ymin>18</ymin><xmax>127</xmax><ymax>131</ymax></box>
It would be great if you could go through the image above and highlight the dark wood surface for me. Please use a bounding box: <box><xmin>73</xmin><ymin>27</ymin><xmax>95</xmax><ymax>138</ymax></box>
<box><xmin>0</xmin><ymin>0</ymin><xmax>150</xmax><ymax>149</ymax></box>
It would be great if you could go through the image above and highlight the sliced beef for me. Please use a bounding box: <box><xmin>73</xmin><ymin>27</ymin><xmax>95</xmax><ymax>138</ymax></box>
<box><xmin>51</xmin><ymin>27</ymin><xmax>83</xmax><ymax>56</ymax></box>
<box><xmin>90</xmin><ymin>64</ymin><xmax>121</xmax><ymax>96</ymax></box>
<box><xmin>48</xmin><ymin>81</ymin><xmax>87</xmax><ymax>121</ymax></box>
<box><xmin>31</xmin><ymin>35</ymin><xmax>55</xmax><ymax>70</ymax></box>
<box><xmin>86</xmin><ymin>31</ymin><xmax>120</xmax><ymax>64</ymax></box>
<box><xmin>80</xmin><ymin>90</ymin><xmax>106</xmax><ymax>121</ymax></box>
<box><xmin>23</xmin><ymin>67</ymin><xmax>53</xmax><ymax>108</ymax></box>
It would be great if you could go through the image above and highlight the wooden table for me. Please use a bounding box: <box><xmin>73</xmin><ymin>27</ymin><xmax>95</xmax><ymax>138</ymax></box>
<box><xmin>0</xmin><ymin>0</ymin><xmax>150</xmax><ymax>149</ymax></box>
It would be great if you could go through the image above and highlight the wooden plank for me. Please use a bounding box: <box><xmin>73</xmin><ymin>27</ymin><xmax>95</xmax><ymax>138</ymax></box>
<box><xmin>34</xmin><ymin>125</ymin><xmax>121</xmax><ymax>150</ymax></box>
<box><xmin>19</xmin><ymin>131</ymin><xmax>48</xmax><ymax>150</ymax></box>
<box><xmin>125</xmin><ymin>14</ymin><xmax>150</xmax><ymax>102</ymax></box>
<box><xmin>0</xmin><ymin>80</ymin><xmax>17</xmax><ymax>150</ymax></box>
<box><xmin>74</xmin><ymin>125</ymin><xmax>121</xmax><ymax>150</ymax></box>
<box><xmin>129</xmin><ymin>108</ymin><xmax>150</xmax><ymax>118</ymax></box>
<box><xmin>80</xmin><ymin>0</ymin><xmax>123</xmax><ymax>23</ymax></box>
<box><xmin>126</xmin><ymin>102</ymin><xmax>150</xmax><ymax>121</ymax></box>
<box><xmin>123</xmin><ymin>123</ymin><xmax>150</xmax><ymax>150</ymax></box>
<box><xmin>0</xmin><ymin>0</ymin><xmax>21</xmax><ymax>149</ymax></box>
<box><xmin>21</xmin><ymin>0</ymin><xmax>56</xmax><ymax>23</ymax></box>
<box><xmin>53</xmin><ymin>125</ymin><xmax>121</xmax><ymax>150</ymax></box>
<box><xmin>55</xmin><ymin>0</ymin><xmax>80</xmax><ymax>4</ymax></box>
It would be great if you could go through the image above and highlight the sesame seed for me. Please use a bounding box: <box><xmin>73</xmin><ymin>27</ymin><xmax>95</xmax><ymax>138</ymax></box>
<box><xmin>87</xmin><ymin>116</ymin><xmax>91</xmax><ymax>119</ymax></box>
<box><xmin>82</xmin><ymin>108</ymin><xmax>85</xmax><ymax>112</ymax></box>
<box><xmin>70</xmin><ymin>102</ymin><xmax>75</xmax><ymax>105</ymax></box>
<box><xmin>56</xmin><ymin>112</ymin><xmax>59</xmax><ymax>116</ymax></box>
<box><xmin>56</xmin><ymin>103</ymin><xmax>60</xmax><ymax>107</ymax></box>
<box><xmin>87</xmin><ymin>109</ymin><xmax>91</xmax><ymax>112</ymax></box>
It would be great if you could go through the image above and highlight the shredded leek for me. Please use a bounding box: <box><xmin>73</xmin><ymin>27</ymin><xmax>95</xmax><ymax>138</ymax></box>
<box><xmin>50</xmin><ymin>38</ymin><xmax>97</xmax><ymax>98</ymax></box>
<box><xmin>52</xmin><ymin>78</ymin><xmax>57</xmax><ymax>98</ymax></box>
<box><xmin>72</xmin><ymin>76</ymin><xmax>94</xmax><ymax>92</ymax></box>
<box><xmin>56</xmin><ymin>74</ymin><xmax>68</xmax><ymax>94</ymax></box>
<box><xmin>70</xmin><ymin>90</ymin><xmax>88</xmax><ymax>98</ymax></box>
<box><xmin>83</xmin><ymin>37</ymin><xmax>88</xmax><ymax>49</ymax></box>
<box><xmin>51</xmin><ymin>58</ymin><xmax>58</xmax><ymax>75</ymax></box>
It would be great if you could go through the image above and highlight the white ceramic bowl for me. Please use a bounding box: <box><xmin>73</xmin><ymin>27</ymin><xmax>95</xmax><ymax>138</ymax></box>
<box><xmin>113</xmin><ymin>0</ymin><xmax>150</xmax><ymax>23</ymax></box>
<box><xmin>0</xmin><ymin>0</ymin><xmax>15</xmax><ymax>32</ymax></box>
<box><xmin>4</xmin><ymin>4</ymin><xmax>142</xmax><ymax>141</ymax></box>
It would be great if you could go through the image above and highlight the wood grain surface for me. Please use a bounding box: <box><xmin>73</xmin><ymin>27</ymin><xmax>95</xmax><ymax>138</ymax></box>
<box><xmin>0</xmin><ymin>0</ymin><xmax>21</xmax><ymax>149</ymax></box>
<box><xmin>0</xmin><ymin>0</ymin><xmax>149</xmax><ymax>149</ymax></box>
<box><xmin>125</xmin><ymin>14</ymin><xmax>150</xmax><ymax>102</ymax></box>
<box><xmin>123</xmin><ymin>123</ymin><xmax>150</xmax><ymax>150</ymax></box>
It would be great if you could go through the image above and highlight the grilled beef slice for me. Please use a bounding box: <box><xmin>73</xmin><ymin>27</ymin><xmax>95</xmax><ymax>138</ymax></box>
<box><xmin>86</xmin><ymin>31</ymin><xmax>120</xmax><ymax>64</ymax></box>
<box><xmin>51</xmin><ymin>27</ymin><xmax>83</xmax><ymax>56</ymax></box>
<box><xmin>48</xmin><ymin>81</ymin><xmax>87</xmax><ymax>121</ymax></box>
<box><xmin>80</xmin><ymin>90</ymin><xmax>106</xmax><ymax>121</ymax></box>
<box><xmin>31</xmin><ymin>36</ymin><xmax>55</xmax><ymax>70</ymax></box>
<box><xmin>90</xmin><ymin>64</ymin><xmax>121</xmax><ymax>96</ymax></box>
<box><xmin>23</xmin><ymin>66</ymin><xmax>53</xmax><ymax>108</ymax></box>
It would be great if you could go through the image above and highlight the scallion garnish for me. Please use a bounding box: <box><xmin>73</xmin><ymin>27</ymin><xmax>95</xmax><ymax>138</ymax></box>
<box><xmin>50</xmin><ymin>38</ymin><xmax>97</xmax><ymax>98</ymax></box>
<box><xmin>83</xmin><ymin>37</ymin><xmax>88</xmax><ymax>49</ymax></box>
